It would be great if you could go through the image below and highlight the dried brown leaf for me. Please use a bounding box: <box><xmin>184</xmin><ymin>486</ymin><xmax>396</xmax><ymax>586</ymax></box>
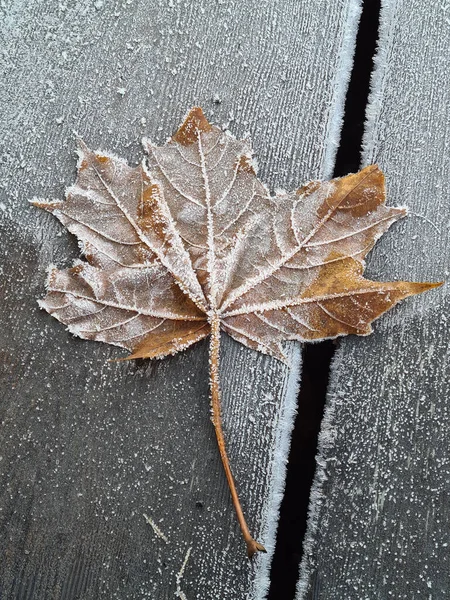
<box><xmin>33</xmin><ymin>107</ymin><xmax>440</xmax><ymax>557</ymax></box>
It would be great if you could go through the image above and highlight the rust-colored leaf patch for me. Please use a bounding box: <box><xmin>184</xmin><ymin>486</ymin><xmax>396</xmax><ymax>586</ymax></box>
<box><xmin>33</xmin><ymin>108</ymin><xmax>440</xmax><ymax>557</ymax></box>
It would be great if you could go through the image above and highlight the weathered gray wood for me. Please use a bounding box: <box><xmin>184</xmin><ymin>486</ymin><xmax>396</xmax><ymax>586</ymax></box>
<box><xmin>0</xmin><ymin>1</ymin><xmax>361</xmax><ymax>598</ymax></box>
<box><xmin>297</xmin><ymin>1</ymin><xmax>450</xmax><ymax>598</ymax></box>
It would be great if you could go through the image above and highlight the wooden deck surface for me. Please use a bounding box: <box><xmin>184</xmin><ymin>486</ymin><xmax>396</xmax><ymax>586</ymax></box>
<box><xmin>297</xmin><ymin>1</ymin><xmax>450</xmax><ymax>598</ymax></box>
<box><xmin>0</xmin><ymin>1</ymin><xmax>361</xmax><ymax>598</ymax></box>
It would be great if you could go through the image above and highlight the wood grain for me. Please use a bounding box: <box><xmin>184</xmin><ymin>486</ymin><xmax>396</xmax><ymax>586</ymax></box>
<box><xmin>297</xmin><ymin>1</ymin><xmax>450</xmax><ymax>598</ymax></box>
<box><xmin>0</xmin><ymin>1</ymin><xmax>360</xmax><ymax>598</ymax></box>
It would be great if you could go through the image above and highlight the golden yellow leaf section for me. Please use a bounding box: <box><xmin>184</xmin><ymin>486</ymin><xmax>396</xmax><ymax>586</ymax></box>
<box><xmin>172</xmin><ymin>106</ymin><xmax>212</xmax><ymax>145</ymax></box>
<box><xmin>126</xmin><ymin>321</ymin><xmax>210</xmax><ymax>360</ymax></box>
<box><xmin>316</xmin><ymin>164</ymin><xmax>390</xmax><ymax>219</ymax></box>
<box><xmin>299</xmin><ymin>256</ymin><xmax>441</xmax><ymax>339</ymax></box>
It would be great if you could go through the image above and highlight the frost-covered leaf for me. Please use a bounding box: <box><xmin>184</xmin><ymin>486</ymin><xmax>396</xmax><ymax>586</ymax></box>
<box><xmin>33</xmin><ymin>107</ymin><xmax>440</xmax><ymax>557</ymax></box>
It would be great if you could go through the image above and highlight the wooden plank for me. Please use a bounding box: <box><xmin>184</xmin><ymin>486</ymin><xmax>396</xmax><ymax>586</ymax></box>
<box><xmin>297</xmin><ymin>1</ymin><xmax>450</xmax><ymax>598</ymax></box>
<box><xmin>0</xmin><ymin>1</ymin><xmax>361</xmax><ymax>598</ymax></box>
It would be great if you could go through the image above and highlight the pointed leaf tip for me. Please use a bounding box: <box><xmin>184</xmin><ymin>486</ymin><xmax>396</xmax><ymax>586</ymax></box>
<box><xmin>172</xmin><ymin>106</ymin><xmax>212</xmax><ymax>146</ymax></box>
<box><xmin>30</xmin><ymin>198</ymin><xmax>62</xmax><ymax>212</ymax></box>
<box><xmin>75</xmin><ymin>137</ymin><xmax>89</xmax><ymax>152</ymax></box>
<box><xmin>406</xmin><ymin>281</ymin><xmax>443</xmax><ymax>295</ymax></box>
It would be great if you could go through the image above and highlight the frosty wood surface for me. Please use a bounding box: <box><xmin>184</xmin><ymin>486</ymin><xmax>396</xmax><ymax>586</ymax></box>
<box><xmin>0</xmin><ymin>1</ymin><xmax>360</xmax><ymax>598</ymax></box>
<box><xmin>297</xmin><ymin>2</ymin><xmax>450</xmax><ymax>598</ymax></box>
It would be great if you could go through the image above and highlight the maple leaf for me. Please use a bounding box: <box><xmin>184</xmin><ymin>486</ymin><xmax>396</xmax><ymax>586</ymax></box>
<box><xmin>32</xmin><ymin>107</ymin><xmax>440</xmax><ymax>558</ymax></box>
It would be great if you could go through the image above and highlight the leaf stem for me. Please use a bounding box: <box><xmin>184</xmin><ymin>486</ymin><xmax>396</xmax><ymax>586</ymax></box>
<box><xmin>209</xmin><ymin>315</ymin><xmax>266</xmax><ymax>558</ymax></box>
